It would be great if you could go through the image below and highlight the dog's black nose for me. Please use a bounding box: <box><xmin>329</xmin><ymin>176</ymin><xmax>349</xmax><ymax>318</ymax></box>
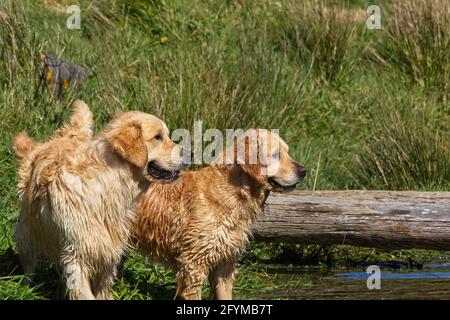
<box><xmin>296</xmin><ymin>165</ymin><xmax>306</xmax><ymax>178</ymax></box>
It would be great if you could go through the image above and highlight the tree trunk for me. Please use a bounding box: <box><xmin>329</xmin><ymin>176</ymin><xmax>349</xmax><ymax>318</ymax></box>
<box><xmin>253</xmin><ymin>190</ymin><xmax>450</xmax><ymax>250</ymax></box>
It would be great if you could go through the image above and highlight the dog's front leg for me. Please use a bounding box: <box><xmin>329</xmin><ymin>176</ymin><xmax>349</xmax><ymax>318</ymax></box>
<box><xmin>175</xmin><ymin>267</ymin><xmax>207</xmax><ymax>300</ymax></box>
<box><xmin>91</xmin><ymin>264</ymin><xmax>117</xmax><ymax>300</ymax></box>
<box><xmin>64</xmin><ymin>262</ymin><xmax>96</xmax><ymax>300</ymax></box>
<box><xmin>208</xmin><ymin>261</ymin><xmax>236</xmax><ymax>300</ymax></box>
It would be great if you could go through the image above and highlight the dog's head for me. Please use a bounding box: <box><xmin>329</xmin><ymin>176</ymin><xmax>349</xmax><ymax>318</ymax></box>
<box><xmin>103</xmin><ymin>111</ymin><xmax>183</xmax><ymax>181</ymax></box>
<box><xmin>227</xmin><ymin>129</ymin><xmax>306</xmax><ymax>192</ymax></box>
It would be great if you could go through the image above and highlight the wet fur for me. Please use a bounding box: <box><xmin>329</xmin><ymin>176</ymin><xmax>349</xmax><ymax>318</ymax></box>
<box><xmin>13</xmin><ymin>100</ymin><xmax>177</xmax><ymax>299</ymax></box>
<box><xmin>133</xmin><ymin>130</ymin><xmax>303</xmax><ymax>300</ymax></box>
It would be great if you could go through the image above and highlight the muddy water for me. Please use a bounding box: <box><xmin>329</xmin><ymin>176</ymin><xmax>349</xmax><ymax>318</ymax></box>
<box><xmin>247</xmin><ymin>263</ymin><xmax>450</xmax><ymax>300</ymax></box>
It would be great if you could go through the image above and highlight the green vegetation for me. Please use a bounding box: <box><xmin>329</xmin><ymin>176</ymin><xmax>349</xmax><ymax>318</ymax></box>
<box><xmin>0</xmin><ymin>0</ymin><xmax>449</xmax><ymax>299</ymax></box>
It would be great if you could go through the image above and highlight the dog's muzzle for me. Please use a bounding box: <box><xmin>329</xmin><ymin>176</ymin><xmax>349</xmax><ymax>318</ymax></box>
<box><xmin>268</xmin><ymin>164</ymin><xmax>306</xmax><ymax>192</ymax></box>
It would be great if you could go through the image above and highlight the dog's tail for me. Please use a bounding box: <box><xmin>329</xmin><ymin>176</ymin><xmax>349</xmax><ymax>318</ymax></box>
<box><xmin>13</xmin><ymin>132</ymin><xmax>38</xmax><ymax>159</ymax></box>
<box><xmin>54</xmin><ymin>99</ymin><xmax>93</xmax><ymax>138</ymax></box>
<box><xmin>68</xmin><ymin>100</ymin><xmax>93</xmax><ymax>135</ymax></box>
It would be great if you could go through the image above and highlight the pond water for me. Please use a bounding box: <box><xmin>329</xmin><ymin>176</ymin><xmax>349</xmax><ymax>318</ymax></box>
<box><xmin>245</xmin><ymin>263</ymin><xmax>450</xmax><ymax>300</ymax></box>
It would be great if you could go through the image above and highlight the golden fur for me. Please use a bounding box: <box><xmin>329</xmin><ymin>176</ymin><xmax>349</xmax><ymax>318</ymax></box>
<box><xmin>13</xmin><ymin>100</ymin><xmax>182</xmax><ymax>299</ymax></box>
<box><xmin>133</xmin><ymin>130</ymin><xmax>306</xmax><ymax>300</ymax></box>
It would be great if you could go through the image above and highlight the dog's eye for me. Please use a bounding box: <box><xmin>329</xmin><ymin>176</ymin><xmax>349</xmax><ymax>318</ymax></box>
<box><xmin>154</xmin><ymin>134</ymin><xmax>163</xmax><ymax>141</ymax></box>
<box><xmin>272</xmin><ymin>150</ymin><xmax>280</xmax><ymax>159</ymax></box>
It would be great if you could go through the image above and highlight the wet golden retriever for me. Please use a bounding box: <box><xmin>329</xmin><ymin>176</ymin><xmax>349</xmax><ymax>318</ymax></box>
<box><xmin>13</xmin><ymin>100</ymin><xmax>183</xmax><ymax>299</ymax></box>
<box><xmin>133</xmin><ymin>129</ymin><xmax>305</xmax><ymax>300</ymax></box>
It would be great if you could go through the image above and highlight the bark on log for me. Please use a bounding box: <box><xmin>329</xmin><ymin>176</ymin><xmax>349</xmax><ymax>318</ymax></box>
<box><xmin>253</xmin><ymin>191</ymin><xmax>450</xmax><ymax>250</ymax></box>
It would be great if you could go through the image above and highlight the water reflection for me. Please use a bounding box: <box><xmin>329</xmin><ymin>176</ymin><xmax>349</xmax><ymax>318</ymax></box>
<box><xmin>246</xmin><ymin>263</ymin><xmax>450</xmax><ymax>300</ymax></box>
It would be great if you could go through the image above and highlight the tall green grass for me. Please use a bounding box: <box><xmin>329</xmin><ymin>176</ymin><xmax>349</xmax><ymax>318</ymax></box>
<box><xmin>373</xmin><ymin>0</ymin><xmax>450</xmax><ymax>102</ymax></box>
<box><xmin>354</xmin><ymin>104</ymin><xmax>450</xmax><ymax>190</ymax></box>
<box><xmin>272</xmin><ymin>1</ymin><xmax>356</xmax><ymax>82</ymax></box>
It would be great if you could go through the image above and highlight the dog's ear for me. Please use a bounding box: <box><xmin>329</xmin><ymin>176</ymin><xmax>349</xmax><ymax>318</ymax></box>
<box><xmin>108</xmin><ymin>121</ymin><xmax>148</xmax><ymax>168</ymax></box>
<box><xmin>240</xmin><ymin>162</ymin><xmax>265</xmax><ymax>184</ymax></box>
<box><xmin>235</xmin><ymin>130</ymin><xmax>266</xmax><ymax>184</ymax></box>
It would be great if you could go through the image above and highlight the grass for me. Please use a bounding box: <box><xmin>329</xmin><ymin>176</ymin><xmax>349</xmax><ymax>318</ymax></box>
<box><xmin>373</xmin><ymin>0</ymin><xmax>450</xmax><ymax>102</ymax></box>
<box><xmin>272</xmin><ymin>1</ymin><xmax>357</xmax><ymax>82</ymax></box>
<box><xmin>0</xmin><ymin>0</ymin><xmax>449</xmax><ymax>299</ymax></box>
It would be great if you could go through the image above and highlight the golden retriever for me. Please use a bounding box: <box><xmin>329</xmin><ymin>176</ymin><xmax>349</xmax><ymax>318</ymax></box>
<box><xmin>132</xmin><ymin>129</ymin><xmax>306</xmax><ymax>300</ymax></box>
<box><xmin>13</xmin><ymin>100</ymin><xmax>183</xmax><ymax>299</ymax></box>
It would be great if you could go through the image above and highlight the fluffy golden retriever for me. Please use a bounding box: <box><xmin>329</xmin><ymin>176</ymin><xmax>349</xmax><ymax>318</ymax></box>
<box><xmin>133</xmin><ymin>129</ymin><xmax>306</xmax><ymax>300</ymax></box>
<box><xmin>13</xmin><ymin>100</ymin><xmax>182</xmax><ymax>299</ymax></box>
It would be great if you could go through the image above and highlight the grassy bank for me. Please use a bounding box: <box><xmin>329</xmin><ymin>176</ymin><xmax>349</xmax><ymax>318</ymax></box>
<box><xmin>0</xmin><ymin>0</ymin><xmax>449</xmax><ymax>299</ymax></box>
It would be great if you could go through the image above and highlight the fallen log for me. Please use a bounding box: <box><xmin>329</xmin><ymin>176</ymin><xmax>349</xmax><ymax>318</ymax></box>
<box><xmin>253</xmin><ymin>190</ymin><xmax>450</xmax><ymax>250</ymax></box>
